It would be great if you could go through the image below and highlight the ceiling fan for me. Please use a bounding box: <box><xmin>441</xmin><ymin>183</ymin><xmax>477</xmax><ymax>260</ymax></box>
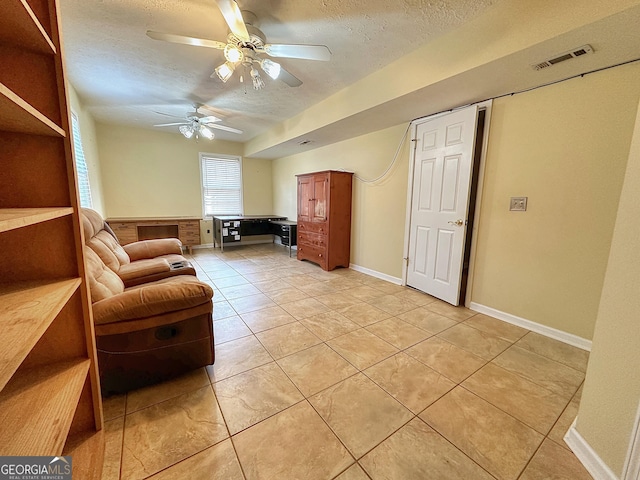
<box><xmin>146</xmin><ymin>0</ymin><xmax>331</xmax><ymax>89</ymax></box>
<box><xmin>153</xmin><ymin>106</ymin><xmax>243</xmax><ymax>140</ymax></box>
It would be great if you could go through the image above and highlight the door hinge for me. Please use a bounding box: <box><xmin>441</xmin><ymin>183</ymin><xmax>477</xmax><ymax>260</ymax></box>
<box><xmin>403</xmin><ymin>257</ymin><xmax>409</xmax><ymax>266</ymax></box>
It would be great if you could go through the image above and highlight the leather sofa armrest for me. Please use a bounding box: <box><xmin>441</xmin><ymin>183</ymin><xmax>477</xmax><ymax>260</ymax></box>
<box><xmin>92</xmin><ymin>276</ymin><xmax>213</xmax><ymax>325</ymax></box>
<box><xmin>118</xmin><ymin>258</ymin><xmax>171</xmax><ymax>282</ymax></box>
<box><xmin>123</xmin><ymin>238</ymin><xmax>183</xmax><ymax>260</ymax></box>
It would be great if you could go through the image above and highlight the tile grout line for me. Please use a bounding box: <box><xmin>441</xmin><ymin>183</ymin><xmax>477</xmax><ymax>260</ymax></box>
<box><xmin>109</xmin><ymin>245</ymin><xmax>588</xmax><ymax>479</ymax></box>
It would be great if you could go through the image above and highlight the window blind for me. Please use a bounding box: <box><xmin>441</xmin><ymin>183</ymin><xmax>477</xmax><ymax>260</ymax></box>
<box><xmin>71</xmin><ymin>112</ymin><xmax>93</xmax><ymax>208</ymax></box>
<box><xmin>200</xmin><ymin>154</ymin><xmax>243</xmax><ymax>216</ymax></box>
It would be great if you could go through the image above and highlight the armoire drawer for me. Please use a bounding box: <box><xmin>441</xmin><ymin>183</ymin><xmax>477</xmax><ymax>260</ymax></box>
<box><xmin>297</xmin><ymin>221</ymin><xmax>327</xmax><ymax>235</ymax></box>
<box><xmin>298</xmin><ymin>231</ymin><xmax>326</xmax><ymax>248</ymax></box>
<box><xmin>297</xmin><ymin>244</ymin><xmax>327</xmax><ymax>268</ymax></box>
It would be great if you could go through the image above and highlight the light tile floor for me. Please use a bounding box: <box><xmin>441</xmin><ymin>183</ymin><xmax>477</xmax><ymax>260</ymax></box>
<box><xmin>101</xmin><ymin>244</ymin><xmax>593</xmax><ymax>480</ymax></box>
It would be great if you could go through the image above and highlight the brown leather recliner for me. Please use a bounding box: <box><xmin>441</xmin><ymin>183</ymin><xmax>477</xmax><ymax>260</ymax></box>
<box><xmin>81</xmin><ymin>208</ymin><xmax>196</xmax><ymax>287</ymax></box>
<box><xmin>84</xmin><ymin>246</ymin><xmax>215</xmax><ymax>394</ymax></box>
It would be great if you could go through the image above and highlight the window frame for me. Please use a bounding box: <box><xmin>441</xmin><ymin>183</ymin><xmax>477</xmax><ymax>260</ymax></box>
<box><xmin>199</xmin><ymin>152</ymin><xmax>244</xmax><ymax>218</ymax></box>
<box><xmin>70</xmin><ymin>111</ymin><xmax>93</xmax><ymax>209</ymax></box>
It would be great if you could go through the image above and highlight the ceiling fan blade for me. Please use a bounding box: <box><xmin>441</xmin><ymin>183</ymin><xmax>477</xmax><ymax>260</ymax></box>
<box><xmin>154</xmin><ymin>122</ymin><xmax>188</xmax><ymax>127</ymax></box>
<box><xmin>263</xmin><ymin>44</ymin><xmax>331</xmax><ymax>61</ymax></box>
<box><xmin>214</xmin><ymin>0</ymin><xmax>250</xmax><ymax>42</ymax></box>
<box><xmin>146</xmin><ymin>31</ymin><xmax>226</xmax><ymax>50</ymax></box>
<box><xmin>153</xmin><ymin>111</ymin><xmax>187</xmax><ymax>119</ymax></box>
<box><xmin>200</xmin><ymin>115</ymin><xmax>222</xmax><ymax>124</ymax></box>
<box><xmin>207</xmin><ymin>123</ymin><xmax>243</xmax><ymax>134</ymax></box>
<box><xmin>278</xmin><ymin>67</ymin><xmax>303</xmax><ymax>87</ymax></box>
<box><xmin>198</xmin><ymin>104</ymin><xmax>230</xmax><ymax>119</ymax></box>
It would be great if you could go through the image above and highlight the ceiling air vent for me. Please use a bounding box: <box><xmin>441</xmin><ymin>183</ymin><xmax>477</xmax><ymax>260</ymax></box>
<box><xmin>531</xmin><ymin>44</ymin><xmax>594</xmax><ymax>71</ymax></box>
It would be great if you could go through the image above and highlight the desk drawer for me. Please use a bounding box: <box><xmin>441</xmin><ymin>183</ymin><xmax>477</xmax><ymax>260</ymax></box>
<box><xmin>297</xmin><ymin>221</ymin><xmax>327</xmax><ymax>235</ymax></box>
<box><xmin>179</xmin><ymin>221</ymin><xmax>200</xmax><ymax>234</ymax></box>
<box><xmin>272</xmin><ymin>224</ymin><xmax>292</xmax><ymax>234</ymax></box>
<box><xmin>109</xmin><ymin>222</ymin><xmax>135</xmax><ymax>230</ymax></box>
<box><xmin>138</xmin><ymin>220</ymin><xmax>175</xmax><ymax>226</ymax></box>
<box><xmin>108</xmin><ymin>222</ymin><xmax>137</xmax><ymax>244</ymax></box>
<box><xmin>181</xmin><ymin>234</ymin><xmax>200</xmax><ymax>245</ymax></box>
<box><xmin>181</xmin><ymin>221</ymin><xmax>199</xmax><ymax>228</ymax></box>
<box><xmin>298</xmin><ymin>231</ymin><xmax>325</xmax><ymax>248</ymax></box>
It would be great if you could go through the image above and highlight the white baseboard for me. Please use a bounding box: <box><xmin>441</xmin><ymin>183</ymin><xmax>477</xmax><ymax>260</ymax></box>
<box><xmin>195</xmin><ymin>242</ymin><xmax>296</xmax><ymax>252</ymax></box>
<box><xmin>349</xmin><ymin>263</ymin><xmax>403</xmax><ymax>285</ymax></box>
<box><xmin>196</xmin><ymin>239</ymin><xmax>278</xmax><ymax>250</ymax></box>
<box><xmin>469</xmin><ymin>302</ymin><xmax>592</xmax><ymax>351</ymax></box>
<box><xmin>235</xmin><ymin>239</ymin><xmax>277</xmax><ymax>246</ymax></box>
<box><xmin>565</xmin><ymin>419</ymin><xmax>619</xmax><ymax>480</ymax></box>
<box><xmin>193</xmin><ymin>243</ymin><xmax>214</xmax><ymax>249</ymax></box>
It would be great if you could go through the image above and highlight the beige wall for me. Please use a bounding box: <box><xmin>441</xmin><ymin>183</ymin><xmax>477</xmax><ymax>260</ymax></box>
<box><xmin>67</xmin><ymin>84</ymin><xmax>106</xmax><ymax>215</ymax></box>
<box><xmin>471</xmin><ymin>63</ymin><xmax>640</xmax><ymax>340</ymax></box>
<box><xmin>272</xmin><ymin>124</ymin><xmax>411</xmax><ymax>278</ymax></box>
<box><xmin>95</xmin><ymin>123</ymin><xmax>272</xmax><ymax>220</ymax></box>
<box><xmin>575</xmin><ymin>94</ymin><xmax>640</xmax><ymax>476</ymax></box>
<box><xmin>247</xmin><ymin>0</ymin><xmax>640</xmax><ymax>156</ymax></box>
<box><xmin>272</xmin><ymin>63</ymin><xmax>640</xmax><ymax>341</ymax></box>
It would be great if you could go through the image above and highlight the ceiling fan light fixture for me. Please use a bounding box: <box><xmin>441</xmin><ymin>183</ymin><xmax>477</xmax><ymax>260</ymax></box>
<box><xmin>148</xmin><ymin>5</ymin><xmax>332</xmax><ymax>91</ymax></box>
<box><xmin>260</xmin><ymin>59</ymin><xmax>281</xmax><ymax>80</ymax></box>
<box><xmin>200</xmin><ymin>125</ymin><xmax>215</xmax><ymax>140</ymax></box>
<box><xmin>250</xmin><ymin>67</ymin><xmax>264</xmax><ymax>90</ymax></box>
<box><xmin>224</xmin><ymin>44</ymin><xmax>243</xmax><ymax>63</ymax></box>
<box><xmin>215</xmin><ymin>62</ymin><xmax>235</xmax><ymax>82</ymax></box>
<box><xmin>179</xmin><ymin>125</ymin><xmax>194</xmax><ymax>138</ymax></box>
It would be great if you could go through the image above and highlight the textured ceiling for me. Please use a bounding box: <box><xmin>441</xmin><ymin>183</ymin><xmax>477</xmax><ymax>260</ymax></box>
<box><xmin>59</xmin><ymin>0</ymin><xmax>640</xmax><ymax>153</ymax></box>
<box><xmin>59</xmin><ymin>0</ymin><xmax>498</xmax><ymax>141</ymax></box>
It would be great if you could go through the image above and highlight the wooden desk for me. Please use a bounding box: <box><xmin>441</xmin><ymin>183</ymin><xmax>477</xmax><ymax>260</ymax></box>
<box><xmin>107</xmin><ymin>217</ymin><xmax>201</xmax><ymax>254</ymax></box>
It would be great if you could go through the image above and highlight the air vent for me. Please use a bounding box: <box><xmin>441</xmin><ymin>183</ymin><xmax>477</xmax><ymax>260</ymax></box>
<box><xmin>531</xmin><ymin>44</ymin><xmax>594</xmax><ymax>71</ymax></box>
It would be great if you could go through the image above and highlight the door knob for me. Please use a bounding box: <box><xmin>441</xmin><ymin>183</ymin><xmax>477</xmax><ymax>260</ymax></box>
<box><xmin>448</xmin><ymin>219</ymin><xmax>464</xmax><ymax>227</ymax></box>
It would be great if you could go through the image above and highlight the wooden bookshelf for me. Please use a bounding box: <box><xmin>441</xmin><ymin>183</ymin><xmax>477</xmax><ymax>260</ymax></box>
<box><xmin>0</xmin><ymin>278</ymin><xmax>80</xmax><ymax>390</ymax></box>
<box><xmin>0</xmin><ymin>207</ymin><xmax>73</xmax><ymax>233</ymax></box>
<box><xmin>0</xmin><ymin>0</ymin><xmax>104</xmax><ymax>476</ymax></box>
<box><xmin>0</xmin><ymin>0</ymin><xmax>56</xmax><ymax>54</ymax></box>
<box><xmin>0</xmin><ymin>83</ymin><xmax>65</xmax><ymax>136</ymax></box>
<box><xmin>63</xmin><ymin>429</ymin><xmax>105</xmax><ymax>479</ymax></box>
<box><xmin>0</xmin><ymin>359</ymin><xmax>90</xmax><ymax>455</ymax></box>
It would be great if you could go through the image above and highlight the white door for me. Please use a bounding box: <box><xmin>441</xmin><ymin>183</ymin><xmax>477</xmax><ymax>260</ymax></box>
<box><xmin>406</xmin><ymin>106</ymin><xmax>479</xmax><ymax>305</ymax></box>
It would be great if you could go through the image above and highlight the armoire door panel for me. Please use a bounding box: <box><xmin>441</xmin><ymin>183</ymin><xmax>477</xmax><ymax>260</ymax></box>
<box><xmin>312</xmin><ymin>174</ymin><xmax>328</xmax><ymax>222</ymax></box>
<box><xmin>297</xmin><ymin>175</ymin><xmax>313</xmax><ymax>223</ymax></box>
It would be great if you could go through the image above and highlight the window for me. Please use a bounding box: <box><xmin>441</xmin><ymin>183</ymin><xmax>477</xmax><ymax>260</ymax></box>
<box><xmin>200</xmin><ymin>153</ymin><xmax>243</xmax><ymax>217</ymax></box>
<box><xmin>71</xmin><ymin>112</ymin><xmax>93</xmax><ymax>208</ymax></box>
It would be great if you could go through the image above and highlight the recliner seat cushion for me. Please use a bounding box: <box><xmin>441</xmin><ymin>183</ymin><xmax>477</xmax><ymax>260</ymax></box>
<box><xmin>92</xmin><ymin>275</ymin><xmax>213</xmax><ymax>325</ymax></box>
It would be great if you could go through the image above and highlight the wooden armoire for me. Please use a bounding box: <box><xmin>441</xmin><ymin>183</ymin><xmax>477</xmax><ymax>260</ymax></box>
<box><xmin>296</xmin><ymin>170</ymin><xmax>353</xmax><ymax>271</ymax></box>
<box><xmin>0</xmin><ymin>0</ymin><xmax>104</xmax><ymax>477</ymax></box>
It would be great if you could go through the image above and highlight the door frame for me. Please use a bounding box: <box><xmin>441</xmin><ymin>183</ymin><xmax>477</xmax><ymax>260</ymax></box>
<box><xmin>623</xmin><ymin>401</ymin><xmax>640</xmax><ymax>479</ymax></box>
<box><xmin>402</xmin><ymin>100</ymin><xmax>493</xmax><ymax>306</ymax></box>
